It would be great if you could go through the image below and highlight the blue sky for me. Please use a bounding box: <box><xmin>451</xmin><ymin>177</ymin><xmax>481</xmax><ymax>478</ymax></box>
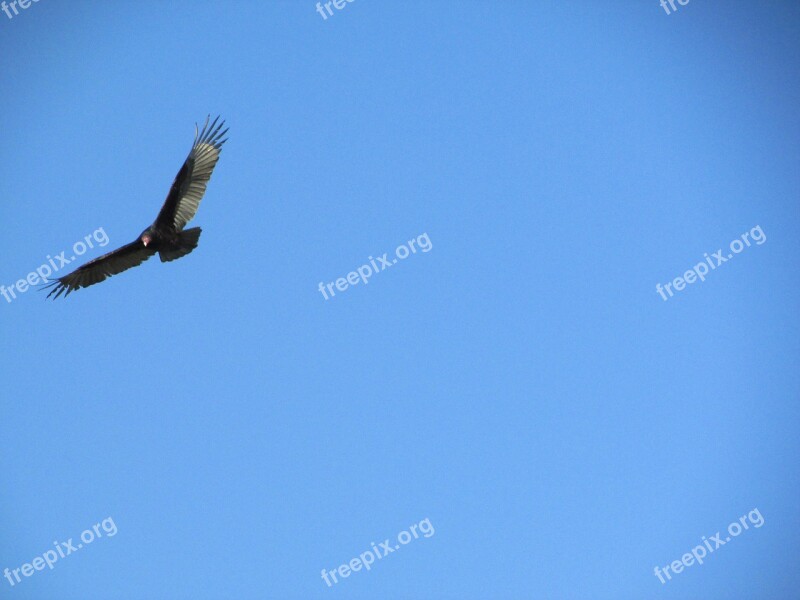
<box><xmin>1</xmin><ymin>1</ymin><xmax>798</xmax><ymax>598</ymax></box>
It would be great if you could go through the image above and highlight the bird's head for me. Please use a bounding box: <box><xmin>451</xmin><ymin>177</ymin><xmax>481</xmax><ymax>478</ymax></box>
<box><xmin>140</xmin><ymin>229</ymin><xmax>154</xmax><ymax>247</ymax></box>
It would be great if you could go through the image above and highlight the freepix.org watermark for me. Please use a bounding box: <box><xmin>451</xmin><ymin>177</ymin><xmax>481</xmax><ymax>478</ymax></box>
<box><xmin>655</xmin><ymin>225</ymin><xmax>766</xmax><ymax>301</ymax></box>
<box><xmin>4</xmin><ymin>516</ymin><xmax>118</xmax><ymax>588</ymax></box>
<box><xmin>2</xmin><ymin>0</ymin><xmax>42</xmax><ymax>21</ymax></box>
<box><xmin>660</xmin><ymin>0</ymin><xmax>692</xmax><ymax>16</ymax></box>
<box><xmin>315</xmin><ymin>0</ymin><xmax>357</xmax><ymax>21</ymax></box>
<box><xmin>317</xmin><ymin>232</ymin><xmax>432</xmax><ymax>300</ymax></box>
<box><xmin>320</xmin><ymin>517</ymin><xmax>435</xmax><ymax>588</ymax></box>
<box><xmin>1</xmin><ymin>227</ymin><xmax>109</xmax><ymax>304</ymax></box>
<box><xmin>653</xmin><ymin>508</ymin><xmax>764</xmax><ymax>584</ymax></box>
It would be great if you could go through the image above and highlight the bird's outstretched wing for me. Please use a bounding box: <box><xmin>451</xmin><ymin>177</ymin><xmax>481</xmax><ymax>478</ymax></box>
<box><xmin>42</xmin><ymin>240</ymin><xmax>157</xmax><ymax>299</ymax></box>
<box><xmin>155</xmin><ymin>115</ymin><xmax>228</xmax><ymax>232</ymax></box>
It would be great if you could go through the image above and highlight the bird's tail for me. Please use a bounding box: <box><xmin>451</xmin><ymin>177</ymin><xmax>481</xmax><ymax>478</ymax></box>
<box><xmin>159</xmin><ymin>227</ymin><xmax>202</xmax><ymax>263</ymax></box>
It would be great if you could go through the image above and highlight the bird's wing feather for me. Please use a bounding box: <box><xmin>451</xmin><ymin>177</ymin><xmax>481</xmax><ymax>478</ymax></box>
<box><xmin>42</xmin><ymin>240</ymin><xmax>156</xmax><ymax>299</ymax></box>
<box><xmin>155</xmin><ymin>115</ymin><xmax>228</xmax><ymax>232</ymax></box>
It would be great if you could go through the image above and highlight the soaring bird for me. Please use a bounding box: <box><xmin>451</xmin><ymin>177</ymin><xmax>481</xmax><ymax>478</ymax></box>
<box><xmin>43</xmin><ymin>116</ymin><xmax>228</xmax><ymax>299</ymax></box>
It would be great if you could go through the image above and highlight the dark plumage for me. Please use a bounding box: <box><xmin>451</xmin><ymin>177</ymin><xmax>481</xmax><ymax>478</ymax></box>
<box><xmin>43</xmin><ymin>116</ymin><xmax>228</xmax><ymax>299</ymax></box>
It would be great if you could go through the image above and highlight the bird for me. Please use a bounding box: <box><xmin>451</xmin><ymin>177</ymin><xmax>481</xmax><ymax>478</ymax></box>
<box><xmin>42</xmin><ymin>116</ymin><xmax>228</xmax><ymax>299</ymax></box>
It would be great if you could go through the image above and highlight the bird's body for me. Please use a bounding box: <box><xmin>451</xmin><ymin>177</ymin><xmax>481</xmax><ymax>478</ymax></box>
<box><xmin>43</xmin><ymin>116</ymin><xmax>227</xmax><ymax>299</ymax></box>
<box><xmin>139</xmin><ymin>224</ymin><xmax>202</xmax><ymax>263</ymax></box>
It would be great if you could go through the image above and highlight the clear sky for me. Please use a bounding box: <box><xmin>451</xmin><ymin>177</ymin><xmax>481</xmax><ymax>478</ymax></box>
<box><xmin>1</xmin><ymin>1</ymin><xmax>798</xmax><ymax>598</ymax></box>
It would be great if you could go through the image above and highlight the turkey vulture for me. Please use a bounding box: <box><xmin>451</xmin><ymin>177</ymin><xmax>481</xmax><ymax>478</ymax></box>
<box><xmin>43</xmin><ymin>116</ymin><xmax>228</xmax><ymax>299</ymax></box>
